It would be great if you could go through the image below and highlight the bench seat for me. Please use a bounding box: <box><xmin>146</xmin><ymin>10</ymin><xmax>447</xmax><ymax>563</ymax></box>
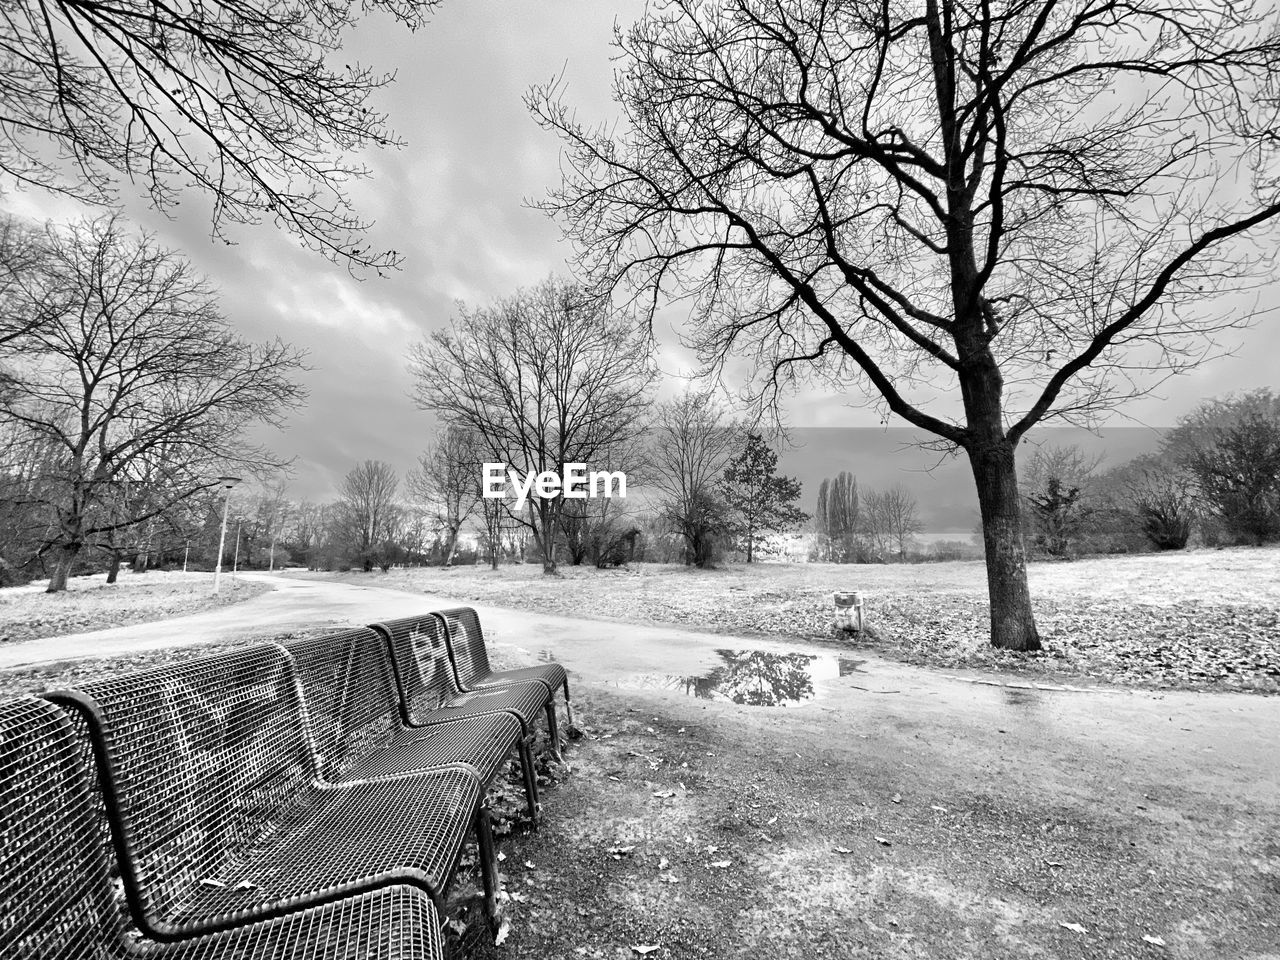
<box><xmin>434</xmin><ymin>608</ymin><xmax>572</xmax><ymax>728</ymax></box>
<box><xmin>0</xmin><ymin>695</ymin><xmax>444</xmax><ymax>960</ymax></box>
<box><xmin>44</xmin><ymin>644</ymin><xmax>496</xmax><ymax>939</ymax></box>
<box><xmin>372</xmin><ymin>614</ymin><xmax>562</xmax><ymax>757</ymax></box>
<box><xmin>281</xmin><ymin>629</ymin><xmax>538</xmax><ymax>818</ymax></box>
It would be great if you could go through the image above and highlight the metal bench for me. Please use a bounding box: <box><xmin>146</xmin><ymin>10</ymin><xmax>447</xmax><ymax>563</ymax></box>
<box><xmin>44</xmin><ymin>644</ymin><xmax>500</xmax><ymax>941</ymax></box>
<box><xmin>280</xmin><ymin>627</ymin><xmax>540</xmax><ymax>820</ymax></box>
<box><xmin>371</xmin><ymin>614</ymin><xmax>561</xmax><ymax>760</ymax></box>
<box><xmin>0</xmin><ymin>694</ymin><xmax>444</xmax><ymax>959</ymax></box>
<box><xmin>433</xmin><ymin>607</ymin><xmax>574</xmax><ymax>727</ymax></box>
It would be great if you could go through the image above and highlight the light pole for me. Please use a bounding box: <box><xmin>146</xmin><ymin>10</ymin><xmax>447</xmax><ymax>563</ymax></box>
<box><xmin>232</xmin><ymin>518</ymin><xmax>243</xmax><ymax>578</ymax></box>
<box><xmin>213</xmin><ymin>476</ymin><xmax>240</xmax><ymax>594</ymax></box>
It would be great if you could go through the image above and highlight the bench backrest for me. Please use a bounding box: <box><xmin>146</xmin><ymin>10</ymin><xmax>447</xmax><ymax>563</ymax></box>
<box><xmin>0</xmin><ymin>696</ymin><xmax>124</xmax><ymax>958</ymax></box>
<box><xmin>432</xmin><ymin>607</ymin><xmax>492</xmax><ymax>689</ymax></box>
<box><xmin>280</xmin><ymin>628</ymin><xmax>404</xmax><ymax>779</ymax></box>
<box><xmin>369</xmin><ymin>614</ymin><xmax>462</xmax><ymax>723</ymax></box>
<box><xmin>46</xmin><ymin>644</ymin><xmax>315</xmax><ymax>929</ymax></box>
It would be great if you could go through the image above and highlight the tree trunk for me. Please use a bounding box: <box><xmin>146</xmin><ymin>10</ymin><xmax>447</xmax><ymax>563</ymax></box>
<box><xmin>443</xmin><ymin>527</ymin><xmax>459</xmax><ymax>566</ymax></box>
<box><xmin>968</xmin><ymin>440</ymin><xmax>1042</xmax><ymax>651</ymax></box>
<box><xmin>46</xmin><ymin>542</ymin><xmax>79</xmax><ymax>593</ymax></box>
<box><xmin>533</xmin><ymin>501</ymin><xmax>558</xmax><ymax>574</ymax></box>
<box><xmin>106</xmin><ymin>552</ymin><xmax>122</xmax><ymax>584</ymax></box>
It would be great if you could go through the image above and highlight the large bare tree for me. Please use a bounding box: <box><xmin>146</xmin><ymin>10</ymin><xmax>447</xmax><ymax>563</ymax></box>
<box><xmin>532</xmin><ymin>0</ymin><xmax>1280</xmax><ymax>649</ymax></box>
<box><xmin>336</xmin><ymin>460</ymin><xmax>402</xmax><ymax>572</ymax></box>
<box><xmin>650</xmin><ymin>391</ymin><xmax>740</xmax><ymax>567</ymax></box>
<box><xmin>1</xmin><ymin>0</ymin><xmax>440</xmax><ymax>268</ymax></box>
<box><xmin>410</xmin><ymin>277</ymin><xmax>657</xmax><ymax>573</ymax></box>
<box><xmin>0</xmin><ymin>215</ymin><xmax>305</xmax><ymax>591</ymax></box>
<box><xmin>407</xmin><ymin>425</ymin><xmax>482</xmax><ymax>566</ymax></box>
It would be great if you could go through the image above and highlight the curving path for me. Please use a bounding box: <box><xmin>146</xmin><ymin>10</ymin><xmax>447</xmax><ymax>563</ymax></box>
<box><xmin>0</xmin><ymin>570</ymin><xmax>1276</xmax><ymax>813</ymax></box>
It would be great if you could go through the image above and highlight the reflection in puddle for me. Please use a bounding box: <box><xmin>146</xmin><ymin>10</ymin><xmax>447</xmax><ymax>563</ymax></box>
<box><xmin>617</xmin><ymin>649</ymin><xmax>865</xmax><ymax>707</ymax></box>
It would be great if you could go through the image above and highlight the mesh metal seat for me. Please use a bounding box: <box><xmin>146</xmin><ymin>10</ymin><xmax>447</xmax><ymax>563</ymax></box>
<box><xmin>371</xmin><ymin>614</ymin><xmax>561</xmax><ymax>759</ymax></box>
<box><xmin>433</xmin><ymin>607</ymin><xmax>574</xmax><ymax>727</ymax></box>
<box><xmin>0</xmin><ymin>695</ymin><xmax>443</xmax><ymax>959</ymax></box>
<box><xmin>43</xmin><ymin>645</ymin><xmax>499</xmax><ymax>940</ymax></box>
<box><xmin>280</xmin><ymin>628</ymin><xmax>539</xmax><ymax>819</ymax></box>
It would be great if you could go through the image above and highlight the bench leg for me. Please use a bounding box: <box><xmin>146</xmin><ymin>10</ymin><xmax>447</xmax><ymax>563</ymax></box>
<box><xmin>519</xmin><ymin>735</ymin><xmax>540</xmax><ymax>823</ymax></box>
<box><xmin>544</xmin><ymin>700</ymin><xmax>563</xmax><ymax>762</ymax></box>
<box><xmin>563</xmin><ymin>678</ymin><xmax>575</xmax><ymax>728</ymax></box>
<box><xmin>475</xmin><ymin>803</ymin><xmax>501</xmax><ymax>926</ymax></box>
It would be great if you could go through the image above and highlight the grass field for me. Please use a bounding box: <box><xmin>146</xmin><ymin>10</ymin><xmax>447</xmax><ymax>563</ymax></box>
<box><xmin>0</xmin><ymin>570</ymin><xmax>268</xmax><ymax>646</ymax></box>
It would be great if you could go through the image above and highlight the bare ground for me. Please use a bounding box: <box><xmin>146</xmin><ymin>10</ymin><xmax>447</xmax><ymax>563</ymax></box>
<box><xmin>300</xmin><ymin>547</ymin><xmax>1280</xmax><ymax>693</ymax></box>
<box><xmin>459</xmin><ymin>683</ymin><xmax>1280</xmax><ymax>960</ymax></box>
<box><xmin>0</xmin><ymin>571</ymin><xmax>269</xmax><ymax>646</ymax></box>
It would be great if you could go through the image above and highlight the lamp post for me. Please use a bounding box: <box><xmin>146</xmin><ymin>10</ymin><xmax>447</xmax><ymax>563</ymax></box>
<box><xmin>232</xmin><ymin>518</ymin><xmax>243</xmax><ymax>578</ymax></box>
<box><xmin>213</xmin><ymin>476</ymin><xmax>241</xmax><ymax>594</ymax></box>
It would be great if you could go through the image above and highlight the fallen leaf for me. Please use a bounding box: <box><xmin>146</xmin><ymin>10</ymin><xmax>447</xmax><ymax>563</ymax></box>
<box><xmin>1142</xmin><ymin>935</ymin><xmax>1166</xmax><ymax>947</ymax></box>
<box><xmin>892</xmin><ymin>794</ymin><xmax>902</xmax><ymax>803</ymax></box>
<box><xmin>494</xmin><ymin>919</ymin><xmax>511</xmax><ymax>946</ymax></box>
<box><xmin>766</xmin><ymin>816</ymin><xmax>777</xmax><ymax>825</ymax></box>
<box><xmin>707</xmin><ymin>860</ymin><xmax>731</xmax><ymax>869</ymax></box>
<box><xmin>658</xmin><ymin>857</ymin><xmax>670</xmax><ymax>869</ymax></box>
<box><xmin>834</xmin><ymin>846</ymin><xmax>854</xmax><ymax>854</ymax></box>
<box><xmin>631</xmin><ymin>946</ymin><xmax>660</xmax><ymax>956</ymax></box>
<box><xmin>659</xmin><ymin>873</ymin><xmax>679</xmax><ymax>884</ymax></box>
<box><xmin>524</xmin><ymin>861</ymin><xmax>536</xmax><ymax>870</ymax></box>
<box><xmin>652</xmin><ymin>790</ymin><xmax>676</xmax><ymax>799</ymax></box>
<box><xmin>1059</xmin><ymin>922</ymin><xmax>1088</xmax><ymax>935</ymax></box>
<box><xmin>199</xmin><ymin>878</ymin><xmax>226</xmax><ymax>888</ymax></box>
<box><xmin>874</xmin><ymin>836</ymin><xmax>892</xmax><ymax>846</ymax></box>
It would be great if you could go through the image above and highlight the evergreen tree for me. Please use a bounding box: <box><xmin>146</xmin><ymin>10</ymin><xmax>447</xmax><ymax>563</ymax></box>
<box><xmin>720</xmin><ymin>433</ymin><xmax>808</xmax><ymax>561</ymax></box>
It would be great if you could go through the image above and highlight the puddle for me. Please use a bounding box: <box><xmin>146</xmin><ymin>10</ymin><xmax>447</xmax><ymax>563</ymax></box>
<box><xmin>611</xmin><ymin>649</ymin><xmax>866</xmax><ymax>707</ymax></box>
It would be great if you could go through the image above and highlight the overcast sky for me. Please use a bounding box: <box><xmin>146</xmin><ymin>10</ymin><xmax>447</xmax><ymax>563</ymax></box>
<box><xmin>4</xmin><ymin>0</ymin><xmax>1278</xmax><ymax>513</ymax></box>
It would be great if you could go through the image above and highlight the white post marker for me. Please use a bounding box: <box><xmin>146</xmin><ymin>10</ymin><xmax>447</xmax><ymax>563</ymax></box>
<box><xmin>213</xmin><ymin>476</ymin><xmax>240</xmax><ymax>594</ymax></box>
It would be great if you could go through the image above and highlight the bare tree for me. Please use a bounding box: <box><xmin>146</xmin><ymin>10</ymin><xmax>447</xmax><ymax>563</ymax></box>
<box><xmin>0</xmin><ymin>215</ymin><xmax>305</xmax><ymax>591</ymax></box>
<box><xmin>410</xmin><ymin>277</ymin><xmax>657</xmax><ymax>573</ymax></box>
<box><xmin>650</xmin><ymin>391</ymin><xmax>740</xmax><ymax>567</ymax></box>
<box><xmin>0</xmin><ymin>215</ymin><xmax>47</xmax><ymax>347</ymax></box>
<box><xmin>533</xmin><ymin>0</ymin><xmax>1280</xmax><ymax>649</ymax></box>
<box><xmin>864</xmin><ymin>485</ymin><xmax>922</xmax><ymax>560</ymax></box>
<box><xmin>337</xmin><ymin>460</ymin><xmax>401</xmax><ymax>572</ymax></box>
<box><xmin>559</xmin><ymin>437</ymin><xmax>646</xmax><ymax>566</ymax></box>
<box><xmin>408</xmin><ymin>426</ymin><xmax>482</xmax><ymax>566</ymax></box>
<box><xmin>815</xmin><ymin>472</ymin><xmax>864</xmax><ymax>562</ymax></box>
<box><xmin>1021</xmin><ymin>445</ymin><xmax>1103</xmax><ymax>557</ymax></box>
<box><xmin>1</xmin><ymin>0</ymin><xmax>443</xmax><ymax>268</ymax></box>
<box><xmin>1105</xmin><ymin>454</ymin><xmax>1198</xmax><ymax>551</ymax></box>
